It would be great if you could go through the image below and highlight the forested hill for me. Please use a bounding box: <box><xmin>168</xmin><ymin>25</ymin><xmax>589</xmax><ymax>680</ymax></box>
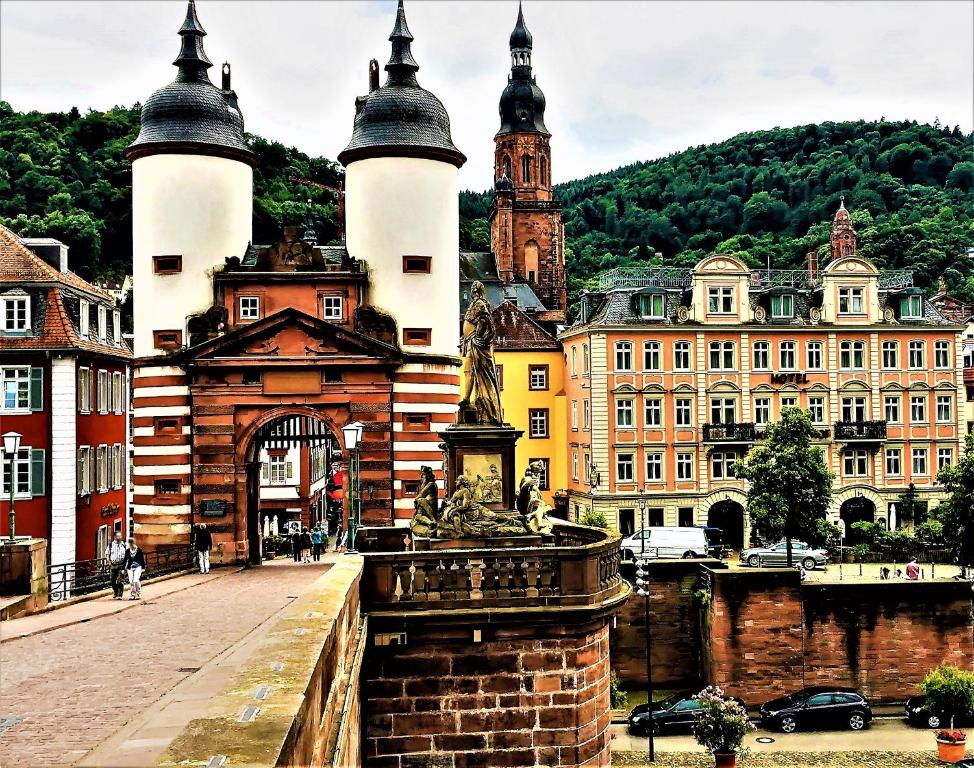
<box><xmin>1</xmin><ymin>103</ymin><xmax>972</xmax><ymax>307</ymax></box>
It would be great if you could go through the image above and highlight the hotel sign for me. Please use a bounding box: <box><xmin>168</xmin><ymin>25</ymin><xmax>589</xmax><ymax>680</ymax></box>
<box><xmin>770</xmin><ymin>372</ymin><xmax>809</xmax><ymax>384</ymax></box>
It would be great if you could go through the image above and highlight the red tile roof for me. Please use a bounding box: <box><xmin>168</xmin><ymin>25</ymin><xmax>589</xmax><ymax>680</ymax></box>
<box><xmin>492</xmin><ymin>300</ymin><xmax>562</xmax><ymax>351</ymax></box>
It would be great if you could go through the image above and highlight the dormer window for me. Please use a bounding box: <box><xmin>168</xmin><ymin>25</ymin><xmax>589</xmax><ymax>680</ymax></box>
<box><xmin>239</xmin><ymin>296</ymin><xmax>260</xmax><ymax>321</ymax></box>
<box><xmin>838</xmin><ymin>287</ymin><xmax>864</xmax><ymax>314</ymax></box>
<box><xmin>707</xmin><ymin>286</ymin><xmax>734</xmax><ymax>314</ymax></box>
<box><xmin>900</xmin><ymin>295</ymin><xmax>923</xmax><ymax>319</ymax></box>
<box><xmin>770</xmin><ymin>294</ymin><xmax>794</xmax><ymax>319</ymax></box>
<box><xmin>638</xmin><ymin>292</ymin><xmax>665</xmax><ymax>319</ymax></box>
<box><xmin>97</xmin><ymin>305</ymin><xmax>107</xmax><ymax>341</ymax></box>
<box><xmin>1</xmin><ymin>294</ymin><xmax>29</xmax><ymax>332</ymax></box>
<box><xmin>112</xmin><ymin>310</ymin><xmax>121</xmax><ymax>343</ymax></box>
<box><xmin>80</xmin><ymin>300</ymin><xmax>90</xmax><ymax>336</ymax></box>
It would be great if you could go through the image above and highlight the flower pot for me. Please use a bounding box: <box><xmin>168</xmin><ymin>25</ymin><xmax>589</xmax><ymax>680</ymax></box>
<box><xmin>713</xmin><ymin>751</ymin><xmax>737</xmax><ymax>768</ymax></box>
<box><xmin>936</xmin><ymin>738</ymin><xmax>966</xmax><ymax>763</ymax></box>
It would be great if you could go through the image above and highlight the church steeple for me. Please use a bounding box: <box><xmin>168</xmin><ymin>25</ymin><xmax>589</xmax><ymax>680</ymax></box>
<box><xmin>385</xmin><ymin>0</ymin><xmax>420</xmax><ymax>86</ymax></box>
<box><xmin>510</xmin><ymin>2</ymin><xmax>533</xmax><ymax>69</ymax></box>
<box><xmin>174</xmin><ymin>0</ymin><xmax>213</xmax><ymax>84</ymax></box>
<box><xmin>830</xmin><ymin>196</ymin><xmax>857</xmax><ymax>260</ymax></box>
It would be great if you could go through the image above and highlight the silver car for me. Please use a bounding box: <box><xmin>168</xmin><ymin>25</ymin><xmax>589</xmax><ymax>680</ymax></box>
<box><xmin>739</xmin><ymin>540</ymin><xmax>828</xmax><ymax>569</ymax></box>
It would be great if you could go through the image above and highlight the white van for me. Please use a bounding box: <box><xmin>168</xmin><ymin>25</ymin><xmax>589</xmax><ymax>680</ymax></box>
<box><xmin>620</xmin><ymin>527</ymin><xmax>709</xmax><ymax>560</ymax></box>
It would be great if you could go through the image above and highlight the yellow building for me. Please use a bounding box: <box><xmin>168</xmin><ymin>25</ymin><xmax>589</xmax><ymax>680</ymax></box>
<box><xmin>491</xmin><ymin>301</ymin><xmax>567</xmax><ymax>510</ymax></box>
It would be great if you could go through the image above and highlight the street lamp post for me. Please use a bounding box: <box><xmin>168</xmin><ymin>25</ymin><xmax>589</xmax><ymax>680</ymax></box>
<box><xmin>634</xmin><ymin>488</ymin><xmax>655</xmax><ymax>763</ymax></box>
<box><xmin>341</xmin><ymin>421</ymin><xmax>364</xmax><ymax>554</ymax></box>
<box><xmin>3</xmin><ymin>432</ymin><xmax>22</xmax><ymax>543</ymax></box>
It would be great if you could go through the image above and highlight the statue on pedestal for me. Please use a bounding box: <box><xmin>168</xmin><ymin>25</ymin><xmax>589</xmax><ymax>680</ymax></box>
<box><xmin>458</xmin><ymin>281</ymin><xmax>504</xmax><ymax>425</ymax></box>
<box><xmin>518</xmin><ymin>461</ymin><xmax>554</xmax><ymax>535</ymax></box>
<box><xmin>436</xmin><ymin>476</ymin><xmax>526</xmax><ymax>538</ymax></box>
<box><xmin>409</xmin><ymin>466</ymin><xmax>440</xmax><ymax>538</ymax></box>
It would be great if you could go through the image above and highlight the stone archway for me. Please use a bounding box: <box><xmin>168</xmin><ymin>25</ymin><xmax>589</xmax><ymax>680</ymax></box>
<box><xmin>839</xmin><ymin>496</ymin><xmax>877</xmax><ymax>545</ymax></box>
<box><xmin>707</xmin><ymin>498</ymin><xmax>746</xmax><ymax>550</ymax></box>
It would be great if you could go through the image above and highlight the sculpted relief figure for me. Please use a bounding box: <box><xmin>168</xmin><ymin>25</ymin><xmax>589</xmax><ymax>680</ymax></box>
<box><xmin>458</xmin><ymin>281</ymin><xmax>504</xmax><ymax>425</ymax></box>
<box><xmin>518</xmin><ymin>460</ymin><xmax>554</xmax><ymax>535</ymax></box>
<box><xmin>437</xmin><ymin>476</ymin><xmax>527</xmax><ymax>538</ymax></box>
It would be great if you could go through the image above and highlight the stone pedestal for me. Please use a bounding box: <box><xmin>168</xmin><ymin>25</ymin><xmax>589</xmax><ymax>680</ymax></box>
<box><xmin>439</xmin><ymin>423</ymin><xmax>522</xmax><ymax>510</ymax></box>
<box><xmin>0</xmin><ymin>538</ymin><xmax>49</xmax><ymax>617</ymax></box>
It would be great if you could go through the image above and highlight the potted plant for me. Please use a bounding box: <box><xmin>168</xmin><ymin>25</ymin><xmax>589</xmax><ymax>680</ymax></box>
<box><xmin>920</xmin><ymin>664</ymin><xmax>974</xmax><ymax>762</ymax></box>
<box><xmin>691</xmin><ymin>686</ymin><xmax>755</xmax><ymax>768</ymax></box>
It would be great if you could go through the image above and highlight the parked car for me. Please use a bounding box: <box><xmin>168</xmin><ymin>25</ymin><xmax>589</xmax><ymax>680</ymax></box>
<box><xmin>628</xmin><ymin>690</ymin><xmax>747</xmax><ymax>736</ymax></box>
<box><xmin>740</xmin><ymin>540</ymin><xmax>828</xmax><ymax>570</ymax></box>
<box><xmin>621</xmin><ymin>527</ymin><xmax>710</xmax><ymax>561</ymax></box>
<box><xmin>905</xmin><ymin>694</ymin><xmax>974</xmax><ymax>729</ymax></box>
<box><xmin>699</xmin><ymin>526</ymin><xmax>725</xmax><ymax>558</ymax></box>
<box><xmin>759</xmin><ymin>687</ymin><xmax>872</xmax><ymax>733</ymax></box>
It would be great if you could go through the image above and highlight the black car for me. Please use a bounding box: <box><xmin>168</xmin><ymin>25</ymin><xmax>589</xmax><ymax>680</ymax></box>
<box><xmin>699</xmin><ymin>526</ymin><xmax>725</xmax><ymax>559</ymax></box>
<box><xmin>628</xmin><ymin>690</ymin><xmax>746</xmax><ymax>736</ymax></box>
<box><xmin>905</xmin><ymin>694</ymin><xmax>974</xmax><ymax>729</ymax></box>
<box><xmin>759</xmin><ymin>687</ymin><xmax>872</xmax><ymax>733</ymax></box>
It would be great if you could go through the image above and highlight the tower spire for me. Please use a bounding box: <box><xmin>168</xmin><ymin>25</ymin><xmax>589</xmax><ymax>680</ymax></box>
<box><xmin>173</xmin><ymin>0</ymin><xmax>213</xmax><ymax>83</ymax></box>
<box><xmin>509</xmin><ymin>1</ymin><xmax>533</xmax><ymax>68</ymax></box>
<box><xmin>385</xmin><ymin>0</ymin><xmax>419</xmax><ymax>85</ymax></box>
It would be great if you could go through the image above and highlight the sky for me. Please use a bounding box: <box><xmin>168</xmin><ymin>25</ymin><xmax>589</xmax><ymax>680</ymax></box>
<box><xmin>1</xmin><ymin>0</ymin><xmax>972</xmax><ymax>190</ymax></box>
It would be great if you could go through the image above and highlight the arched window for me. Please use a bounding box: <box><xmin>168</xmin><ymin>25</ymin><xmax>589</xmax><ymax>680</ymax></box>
<box><xmin>524</xmin><ymin>240</ymin><xmax>540</xmax><ymax>283</ymax></box>
<box><xmin>540</xmin><ymin>155</ymin><xmax>548</xmax><ymax>186</ymax></box>
<box><xmin>503</xmin><ymin>155</ymin><xmax>512</xmax><ymax>178</ymax></box>
<box><xmin>521</xmin><ymin>154</ymin><xmax>531</xmax><ymax>184</ymax></box>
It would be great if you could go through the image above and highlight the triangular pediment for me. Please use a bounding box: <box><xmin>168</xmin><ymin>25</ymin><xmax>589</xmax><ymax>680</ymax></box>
<box><xmin>182</xmin><ymin>307</ymin><xmax>402</xmax><ymax>364</ymax></box>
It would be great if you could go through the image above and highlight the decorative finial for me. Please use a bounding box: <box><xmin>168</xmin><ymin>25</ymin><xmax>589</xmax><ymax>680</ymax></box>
<box><xmin>510</xmin><ymin>1</ymin><xmax>533</xmax><ymax>52</ymax></box>
<box><xmin>839</xmin><ymin>195</ymin><xmax>846</xmax><ymax>209</ymax></box>
<box><xmin>174</xmin><ymin>0</ymin><xmax>213</xmax><ymax>83</ymax></box>
<box><xmin>385</xmin><ymin>0</ymin><xmax>419</xmax><ymax>85</ymax></box>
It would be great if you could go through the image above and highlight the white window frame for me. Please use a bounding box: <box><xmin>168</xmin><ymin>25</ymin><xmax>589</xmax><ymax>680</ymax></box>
<box><xmin>239</xmin><ymin>295</ymin><xmax>260</xmax><ymax>321</ymax></box>
<box><xmin>97</xmin><ymin>304</ymin><xmax>107</xmax><ymax>341</ymax></box>
<box><xmin>934</xmin><ymin>340</ymin><xmax>950</xmax><ymax>369</ymax></box>
<box><xmin>885</xmin><ymin>448</ymin><xmax>902</xmax><ymax>477</ymax></box>
<box><xmin>2</xmin><ymin>366</ymin><xmax>30</xmax><ymax>412</ymax></box>
<box><xmin>838</xmin><ymin>287</ymin><xmax>864</xmax><ymax>315</ymax></box>
<box><xmin>710</xmin><ymin>397</ymin><xmax>736</xmax><ymax>425</ymax></box>
<box><xmin>96</xmin><ymin>444</ymin><xmax>108</xmax><ymax>492</ymax></box>
<box><xmin>529</xmin><ymin>366</ymin><xmax>548</xmax><ymax>390</ymax></box>
<box><xmin>268</xmin><ymin>455</ymin><xmax>289</xmax><ymax>485</ymax></box>
<box><xmin>711</xmin><ymin>452</ymin><xmax>736</xmax><ymax>480</ymax></box>
<box><xmin>882</xmin><ymin>341</ymin><xmax>898</xmax><ymax>369</ymax></box>
<box><xmin>113</xmin><ymin>443</ymin><xmax>124</xmax><ymax>488</ymax></box>
<box><xmin>912</xmin><ymin>448</ymin><xmax>928</xmax><ymax>476</ymax></box>
<box><xmin>910</xmin><ymin>394</ymin><xmax>927</xmax><ymax>423</ymax></box>
<box><xmin>676</xmin><ymin>452</ymin><xmax>693</xmax><ymax>481</ymax></box>
<box><xmin>908</xmin><ymin>341</ymin><xmax>925</xmax><ymax>369</ymax></box>
<box><xmin>675</xmin><ymin>398</ymin><xmax>693</xmax><ymax>428</ymax></box>
<box><xmin>841</xmin><ymin>396</ymin><xmax>867</xmax><ymax>423</ymax></box>
<box><xmin>615</xmin><ymin>341</ymin><xmax>633</xmax><ymax>371</ymax></box>
<box><xmin>571</xmin><ymin>400</ymin><xmax>578</xmax><ymax>430</ymax></box>
<box><xmin>808</xmin><ymin>395</ymin><xmax>825</xmax><ymax>425</ymax></box>
<box><xmin>638</xmin><ymin>292</ymin><xmax>665</xmax><ymax>320</ymax></box>
<box><xmin>781</xmin><ymin>395</ymin><xmax>798</xmax><ymax>410</ymax></box>
<box><xmin>78</xmin><ymin>367</ymin><xmax>91</xmax><ymax>413</ymax></box>
<box><xmin>901</xmin><ymin>294</ymin><xmax>923</xmax><ymax>319</ymax></box>
<box><xmin>779</xmin><ymin>341</ymin><xmax>797</xmax><ymax>370</ymax></box>
<box><xmin>754</xmin><ymin>397</ymin><xmax>771</xmax><ymax>426</ymax></box>
<box><xmin>97</xmin><ymin>370</ymin><xmax>109</xmax><ymax>414</ymax></box>
<box><xmin>753</xmin><ymin>341</ymin><xmax>770</xmax><ymax>371</ymax></box>
<box><xmin>936</xmin><ymin>394</ymin><xmax>952</xmax><ymax>423</ymax></box>
<box><xmin>643</xmin><ymin>341</ymin><xmax>661</xmax><ymax>371</ymax></box>
<box><xmin>1</xmin><ymin>295</ymin><xmax>30</xmax><ymax>332</ymax></box>
<box><xmin>529</xmin><ymin>409</ymin><xmax>549</xmax><ymax>438</ymax></box>
<box><xmin>321</xmin><ymin>296</ymin><xmax>343</xmax><ymax>320</ymax></box>
<box><xmin>0</xmin><ymin>447</ymin><xmax>32</xmax><ymax>498</ymax></box>
<box><xmin>938</xmin><ymin>448</ymin><xmax>954</xmax><ymax>471</ymax></box>
<box><xmin>113</xmin><ymin>372</ymin><xmax>124</xmax><ymax>415</ymax></box>
<box><xmin>644</xmin><ymin>398</ymin><xmax>662</xmax><ymax>427</ymax></box>
<box><xmin>80</xmin><ymin>300</ymin><xmax>90</xmax><ymax>336</ymax></box>
<box><xmin>806</xmin><ymin>341</ymin><xmax>823</xmax><ymax>370</ymax></box>
<box><xmin>645</xmin><ymin>453</ymin><xmax>663</xmax><ymax>482</ymax></box>
<box><xmin>839</xmin><ymin>340</ymin><xmax>865</xmax><ymax>370</ymax></box>
<box><xmin>77</xmin><ymin>446</ymin><xmax>93</xmax><ymax>495</ymax></box>
<box><xmin>843</xmin><ymin>449</ymin><xmax>869</xmax><ymax>477</ymax></box>
<box><xmin>615</xmin><ymin>398</ymin><xmax>634</xmax><ymax>429</ymax></box>
<box><xmin>674</xmin><ymin>341</ymin><xmax>692</xmax><ymax>371</ymax></box>
<box><xmin>709</xmin><ymin>341</ymin><xmax>735</xmax><ymax>371</ymax></box>
<box><xmin>616</xmin><ymin>453</ymin><xmax>634</xmax><ymax>483</ymax></box>
<box><xmin>771</xmin><ymin>294</ymin><xmax>794</xmax><ymax>319</ymax></box>
<box><xmin>707</xmin><ymin>286</ymin><xmax>734</xmax><ymax>314</ymax></box>
<box><xmin>884</xmin><ymin>395</ymin><xmax>900</xmax><ymax>423</ymax></box>
<box><xmin>112</xmin><ymin>310</ymin><xmax>121</xmax><ymax>343</ymax></box>
<box><xmin>571</xmin><ymin>346</ymin><xmax>577</xmax><ymax>377</ymax></box>
<box><xmin>583</xmin><ymin>400</ymin><xmax>591</xmax><ymax>430</ymax></box>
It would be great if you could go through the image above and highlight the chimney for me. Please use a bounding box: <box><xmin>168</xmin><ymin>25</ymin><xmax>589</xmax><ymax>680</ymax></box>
<box><xmin>21</xmin><ymin>238</ymin><xmax>69</xmax><ymax>273</ymax></box>
<box><xmin>807</xmin><ymin>250</ymin><xmax>819</xmax><ymax>281</ymax></box>
<box><xmin>368</xmin><ymin>59</ymin><xmax>380</xmax><ymax>92</ymax></box>
<box><xmin>221</xmin><ymin>62</ymin><xmax>231</xmax><ymax>91</ymax></box>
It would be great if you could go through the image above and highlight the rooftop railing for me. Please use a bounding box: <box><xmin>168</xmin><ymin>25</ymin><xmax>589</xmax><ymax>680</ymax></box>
<box><xmin>595</xmin><ymin>266</ymin><xmax>914</xmax><ymax>292</ymax></box>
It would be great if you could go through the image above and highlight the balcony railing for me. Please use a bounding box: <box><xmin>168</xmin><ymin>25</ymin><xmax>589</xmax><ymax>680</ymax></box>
<box><xmin>47</xmin><ymin>545</ymin><xmax>196</xmax><ymax>602</ymax></box>
<box><xmin>360</xmin><ymin>521</ymin><xmax>627</xmax><ymax>614</ymax></box>
<box><xmin>833</xmin><ymin>420</ymin><xmax>888</xmax><ymax>441</ymax></box>
<box><xmin>702</xmin><ymin>422</ymin><xmax>757</xmax><ymax>443</ymax></box>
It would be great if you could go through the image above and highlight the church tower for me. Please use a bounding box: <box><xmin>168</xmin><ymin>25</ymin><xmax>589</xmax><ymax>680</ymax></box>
<box><xmin>830</xmin><ymin>196</ymin><xmax>857</xmax><ymax>261</ymax></box>
<box><xmin>126</xmin><ymin>0</ymin><xmax>255</xmax><ymax>358</ymax></box>
<box><xmin>490</xmin><ymin>2</ymin><xmax>566</xmax><ymax>321</ymax></box>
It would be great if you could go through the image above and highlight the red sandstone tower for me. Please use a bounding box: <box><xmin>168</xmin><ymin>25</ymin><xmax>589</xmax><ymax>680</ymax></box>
<box><xmin>489</xmin><ymin>3</ymin><xmax>567</xmax><ymax>322</ymax></box>
<box><xmin>830</xmin><ymin>196</ymin><xmax>857</xmax><ymax>260</ymax></box>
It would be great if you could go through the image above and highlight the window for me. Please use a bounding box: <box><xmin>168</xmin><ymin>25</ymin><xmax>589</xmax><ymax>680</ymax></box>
<box><xmin>711</xmin><ymin>452</ymin><xmax>736</xmax><ymax>480</ymax></box>
<box><xmin>153</xmin><ymin>329</ymin><xmax>182</xmax><ymax>349</ymax></box>
<box><xmin>113</xmin><ymin>372</ymin><xmax>124</xmax><ymax>414</ymax></box>
<box><xmin>529</xmin><ymin>408</ymin><xmax>549</xmax><ymax>438</ymax></box>
<box><xmin>910</xmin><ymin>394</ymin><xmax>926</xmax><ymax>423</ymax></box>
<box><xmin>645</xmin><ymin>453</ymin><xmax>663</xmax><ymax>481</ymax></box>
<box><xmin>583</xmin><ymin>400</ymin><xmax>590</xmax><ymax>430</ymax></box>
<box><xmin>838</xmin><ymin>287</ymin><xmax>864</xmax><ymax>314</ymax></box>
<box><xmin>707</xmin><ymin>286</ymin><xmax>734</xmax><ymax>314</ymax></box>
<box><xmin>754</xmin><ymin>397</ymin><xmax>771</xmax><ymax>426</ymax></box>
<box><xmin>882</xmin><ymin>341</ymin><xmax>898</xmax><ymax>369</ymax></box>
<box><xmin>709</xmin><ymin>341</ymin><xmax>735</xmax><ymax>370</ymax></box>
<box><xmin>619</xmin><ymin>508</ymin><xmax>635</xmax><ymax>536</ymax></box>
<box><xmin>781</xmin><ymin>395</ymin><xmax>798</xmax><ymax>410</ymax></box>
<box><xmin>615</xmin><ymin>341</ymin><xmax>633</xmax><ymax>371</ymax></box>
<box><xmin>582</xmin><ymin>344</ymin><xmax>590</xmax><ymax>374</ymax></box>
<box><xmin>615</xmin><ymin>399</ymin><xmax>634</xmax><ymax>428</ymax></box>
<box><xmin>77</xmin><ymin>367</ymin><xmax>91</xmax><ymax>413</ymax></box>
<box><xmin>908</xmin><ymin>341</ymin><xmax>925</xmax><ymax>369</ymax></box>
<box><xmin>616</xmin><ymin>453</ymin><xmax>634</xmax><ymax>482</ymax></box>
<box><xmin>77</xmin><ymin>446</ymin><xmax>93</xmax><ymax>495</ymax></box>
<box><xmin>571</xmin><ymin>400</ymin><xmax>578</xmax><ymax>430</ymax></box>
<box><xmin>771</xmin><ymin>294</ymin><xmax>794</xmax><ymax>318</ymax></box>
<box><xmin>155</xmin><ymin>479</ymin><xmax>180</xmax><ymax>495</ymax></box>
<box><xmin>571</xmin><ymin>347</ymin><xmax>577</xmax><ymax>377</ymax></box>
<box><xmin>112</xmin><ymin>310</ymin><xmax>121</xmax><ymax>343</ymax></box>
<box><xmin>97</xmin><ymin>370</ymin><xmax>109</xmax><ymax>413</ymax></box>
<box><xmin>912</xmin><ymin>448</ymin><xmax>928</xmax><ymax>476</ymax></box>
<box><xmin>678</xmin><ymin>507</ymin><xmax>694</xmax><ymax>526</ymax></box>
<box><xmin>80</xmin><ymin>300</ymin><xmax>90</xmax><ymax>336</ymax></box>
<box><xmin>644</xmin><ymin>398</ymin><xmax>662</xmax><ymax>427</ymax></box>
<box><xmin>528</xmin><ymin>365</ymin><xmax>549</xmax><ymax>390</ymax></box>
<box><xmin>884</xmin><ymin>395</ymin><xmax>900</xmax><ymax>423</ymax></box>
<box><xmin>1</xmin><ymin>295</ymin><xmax>30</xmax><ymax>331</ymax></box>
<box><xmin>841</xmin><ymin>396</ymin><xmax>866</xmax><ymax>422</ymax></box>
<box><xmin>0</xmin><ymin>448</ymin><xmax>32</xmax><ymax>497</ymax></box>
<box><xmin>808</xmin><ymin>395</ymin><xmax>825</xmax><ymax>425</ymax></box>
<box><xmin>938</xmin><ymin>448</ymin><xmax>954</xmax><ymax>470</ymax></box>
<box><xmin>806</xmin><ymin>341</ymin><xmax>823</xmax><ymax>370</ymax></box>
<box><xmin>674</xmin><ymin>341</ymin><xmax>692</xmax><ymax>371</ymax></box>
<box><xmin>402</xmin><ymin>255</ymin><xmax>432</xmax><ymax>274</ymax></box>
<box><xmin>900</xmin><ymin>295</ymin><xmax>923</xmax><ymax>319</ymax></box>
<box><xmin>710</xmin><ymin>397</ymin><xmax>736</xmax><ymax>424</ymax></box>
<box><xmin>583</xmin><ymin>452</ymin><xmax>591</xmax><ymax>483</ymax></box>
<box><xmin>521</xmin><ymin>154</ymin><xmax>531</xmax><ymax>183</ymax></box>
<box><xmin>843</xmin><ymin>449</ymin><xmax>869</xmax><ymax>477</ymax></box>
<box><xmin>839</xmin><ymin>340</ymin><xmax>865</xmax><ymax>369</ymax></box>
<box><xmin>154</xmin><ymin>416</ymin><xmax>181</xmax><ymax>434</ymax></box>
<box><xmin>96</xmin><ymin>444</ymin><xmax>108</xmax><ymax>491</ymax></box>
<box><xmin>638</xmin><ymin>293</ymin><xmax>665</xmax><ymax>319</ymax></box>
<box><xmin>322</xmin><ymin>296</ymin><xmax>344</xmax><ymax>320</ymax></box>
<box><xmin>935</xmin><ymin>340</ymin><xmax>951</xmax><ymax>369</ymax></box>
<box><xmin>528</xmin><ymin>458</ymin><xmax>550</xmax><ymax>490</ymax></box>
<box><xmin>885</xmin><ymin>448</ymin><xmax>902</xmax><ymax>477</ymax></box>
<box><xmin>268</xmin><ymin>455</ymin><xmax>291</xmax><ymax>485</ymax></box>
<box><xmin>402</xmin><ymin>413</ymin><xmax>431</xmax><ymax>432</ymax></box>
<box><xmin>572</xmin><ymin>452</ymin><xmax>579</xmax><ymax>481</ymax></box>
<box><xmin>675</xmin><ymin>398</ymin><xmax>693</xmax><ymax>427</ymax></box>
<box><xmin>152</xmin><ymin>255</ymin><xmax>182</xmax><ymax>274</ymax></box>
<box><xmin>937</xmin><ymin>394</ymin><xmax>952</xmax><ymax>422</ymax></box>
<box><xmin>643</xmin><ymin>341</ymin><xmax>661</xmax><ymax>371</ymax></box>
<box><xmin>677</xmin><ymin>452</ymin><xmax>693</xmax><ymax>481</ymax></box>
<box><xmin>539</xmin><ymin>155</ymin><xmax>548</xmax><ymax>186</ymax></box>
<box><xmin>97</xmin><ymin>305</ymin><xmax>107</xmax><ymax>341</ymax></box>
<box><xmin>403</xmin><ymin>328</ymin><xmax>431</xmax><ymax>346</ymax></box>
<box><xmin>107</xmin><ymin>443</ymin><xmax>116</xmax><ymax>492</ymax></box>
<box><xmin>753</xmin><ymin>341</ymin><xmax>770</xmax><ymax>371</ymax></box>
<box><xmin>2</xmin><ymin>367</ymin><xmax>32</xmax><ymax>411</ymax></box>
<box><xmin>779</xmin><ymin>341</ymin><xmax>797</xmax><ymax>370</ymax></box>
<box><xmin>239</xmin><ymin>296</ymin><xmax>260</xmax><ymax>320</ymax></box>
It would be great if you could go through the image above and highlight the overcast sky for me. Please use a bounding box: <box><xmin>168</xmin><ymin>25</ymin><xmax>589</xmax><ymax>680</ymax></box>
<box><xmin>1</xmin><ymin>1</ymin><xmax>972</xmax><ymax>190</ymax></box>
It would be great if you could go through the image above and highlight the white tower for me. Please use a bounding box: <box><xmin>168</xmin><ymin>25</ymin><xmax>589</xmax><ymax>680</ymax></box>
<box><xmin>339</xmin><ymin>0</ymin><xmax>466</xmax><ymax>358</ymax></box>
<box><xmin>126</xmin><ymin>0</ymin><xmax>254</xmax><ymax>357</ymax></box>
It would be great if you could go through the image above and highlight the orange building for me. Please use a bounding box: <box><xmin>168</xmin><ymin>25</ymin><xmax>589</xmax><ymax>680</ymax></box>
<box><xmin>561</xmin><ymin>203</ymin><xmax>966</xmax><ymax>547</ymax></box>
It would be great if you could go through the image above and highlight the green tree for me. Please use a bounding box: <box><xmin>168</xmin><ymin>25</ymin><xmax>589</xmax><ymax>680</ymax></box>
<box><xmin>932</xmin><ymin>432</ymin><xmax>974</xmax><ymax>569</ymax></box>
<box><xmin>735</xmin><ymin>408</ymin><xmax>834</xmax><ymax>566</ymax></box>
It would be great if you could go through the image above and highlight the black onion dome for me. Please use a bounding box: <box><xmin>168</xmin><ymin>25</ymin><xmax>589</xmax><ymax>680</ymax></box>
<box><xmin>497</xmin><ymin>4</ymin><xmax>548</xmax><ymax>136</ymax></box>
<box><xmin>509</xmin><ymin>3</ymin><xmax>533</xmax><ymax>49</ymax></box>
<box><xmin>126</xmin><ymin>1</ymin><xmax>254</xmax><ymax>166</ymax></box>
<box><xmin>338</xmin><ymin>1</ymin><xmax>465</xmax><ymax>168</ymax></box>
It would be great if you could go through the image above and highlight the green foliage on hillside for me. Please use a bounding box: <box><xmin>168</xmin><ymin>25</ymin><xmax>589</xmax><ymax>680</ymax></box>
<box><xmin>463</xmin><ymin>119</ymin><xmax>974</xmax><ymax>306</ymax></box>
<box><xmin>0</xmin><ymin>101</ymin><xmax>342</xmax><ymax>282</ymax></box>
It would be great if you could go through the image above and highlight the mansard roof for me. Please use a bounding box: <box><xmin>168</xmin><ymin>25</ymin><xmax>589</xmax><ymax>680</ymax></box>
<box><xmin>492</xmin><ymin>300</ymin><xmax>560</xmax><ymax>351</ymax></box>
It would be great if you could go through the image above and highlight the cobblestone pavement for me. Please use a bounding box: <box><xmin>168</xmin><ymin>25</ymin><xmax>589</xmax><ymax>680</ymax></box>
<box><xmin>612</xmin><ymin>751</ymin><xmax>940</xmax><ymax>766</ymax></box>
<box><xmin>0</xmin><ymin>560</ymin><xmax>331</xmax><ymax>767</ymax></box>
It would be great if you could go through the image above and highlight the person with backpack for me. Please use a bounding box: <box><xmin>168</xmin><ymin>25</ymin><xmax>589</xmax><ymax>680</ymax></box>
<box><xmin>311</xmin><ymin>526</ymin><xmax>323</xmax><ymax>562</ymax></box>
<box><xmin>123</xmin><ymin>538</ymin><xmax>147</xmax><ymax>600</ymax></box>
<box><xmin>195</xmin><ymin>523</ymin><xmax>213</xmax><ymax>574</ymax></box>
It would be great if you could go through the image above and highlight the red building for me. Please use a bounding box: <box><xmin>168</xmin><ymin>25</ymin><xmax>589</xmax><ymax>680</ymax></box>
<box><xmin>0</xmin><ymin>224</ymin><xmax>131</xmax><ymax>564</ymax></box>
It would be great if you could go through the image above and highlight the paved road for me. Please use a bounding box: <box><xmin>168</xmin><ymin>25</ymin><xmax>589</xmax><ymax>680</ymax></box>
<box><xmin>0</xmin><ymin>559</ymin><xmax>332</xmax><ymax>767</ymax></box>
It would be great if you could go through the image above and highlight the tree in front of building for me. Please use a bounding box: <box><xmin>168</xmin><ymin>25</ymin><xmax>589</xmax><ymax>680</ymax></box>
<box><xmin>933</xmin><ymin>432</ymin><xmax>974</xmax><ymax>570</ymax></box>
<box><xmin>735</xmin><ymin>408</ymin><xmax>834</xmax><ymax>567</ymax></box>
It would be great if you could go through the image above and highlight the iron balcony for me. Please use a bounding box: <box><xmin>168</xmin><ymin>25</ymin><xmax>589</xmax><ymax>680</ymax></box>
<box><xmin>833</xmin><ymin>420</ymin><xmax>888</xmax><ymax>440</ymax></box>
<box><xmin>702</xmin><ymin>422</ymin><xmax>757</xmax><ymax>443</ymax></box>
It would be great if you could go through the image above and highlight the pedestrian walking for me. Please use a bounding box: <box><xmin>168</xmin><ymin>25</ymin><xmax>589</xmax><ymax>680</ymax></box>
<box><xmin>301</xmin><ymin>528</ymin><xmax>313</xmax><ymax>563</ymax></box>
<box><xmin>333</xmin><ymin>521</ymin><xmax>344</xmax><ymax>552</ymax></box>
<box><xmin>291</xmin><ymin>528</ymin><xmax>302</xmax><ymax>563</ymax></box>
<box><xmin>311</xmin><ymin>526</ymin><xmax>323</xmax><ymax>562</ymax></box>
<box><xmin>906</xmin><ymin>558</ymin><xmax>921</xmax><ymax>580</ymax></box>
<box><xmin>195</xmin><ymin>523</ymin><xmax>213</xmax><ymax>574</ymax></box>
<box><xmin>123</xmin><ymin>538</ymin><xmax>147</xmax><ymax>600</ymax></box>
<box><xmin>105</xmin><ymin>532</ymin><xmax>127</xmax><ymax>599</ymax></box>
